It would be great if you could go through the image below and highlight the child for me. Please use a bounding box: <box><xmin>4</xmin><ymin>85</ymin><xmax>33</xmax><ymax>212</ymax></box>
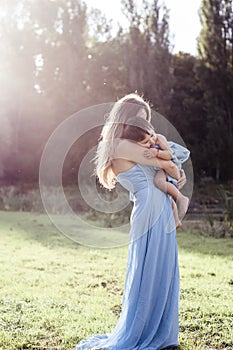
<box><xmin>122</xmin><ymin>117</ymin><xmax>190</xmax><ymax>228</ymax></box>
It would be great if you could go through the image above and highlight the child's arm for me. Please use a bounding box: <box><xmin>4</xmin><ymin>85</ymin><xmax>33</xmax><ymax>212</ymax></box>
<box><xmin>144</xmin><ymin>133</ymin><xmax>173</xmax><ymax>160</ymax></box>
<box><xmin>156</xmin><ymin>134</ymin><xmax>172</xmax><ymax>151</ymax></box>
<box><xmin>156</xmin><ymin>159</ymin><xmax>180</xmax><ymax>180</ymax></box>
<box><xmin>144</xmin><ymin>147</ymin><xmax>172</xmax><ymax>160</ymax></box>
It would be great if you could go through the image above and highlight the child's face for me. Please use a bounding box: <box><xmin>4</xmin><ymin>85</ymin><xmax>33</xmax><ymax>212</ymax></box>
<box><xmin>138</xmin><ymin>133</ymin><xmax>157</xmax><ymax>148</ymax></box>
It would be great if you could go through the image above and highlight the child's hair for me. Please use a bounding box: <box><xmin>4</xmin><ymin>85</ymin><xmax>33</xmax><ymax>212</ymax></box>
<box><xmin>122</xmin><ymin>117</ymin><xmax>155</xmax><ymax>143</ymax></box>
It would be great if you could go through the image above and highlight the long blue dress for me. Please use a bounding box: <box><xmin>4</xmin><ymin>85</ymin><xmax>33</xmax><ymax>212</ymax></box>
<box><xmin>76</xmin><ymin>164</ymin><xmax>180</xmax><ymax>350</ymax></box>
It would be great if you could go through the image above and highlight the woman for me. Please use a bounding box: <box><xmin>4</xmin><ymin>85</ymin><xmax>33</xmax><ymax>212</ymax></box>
<box><xmin>76</xmin><ymin>93</ymin><xmax>186</xmax><ymax>350</ymax></box>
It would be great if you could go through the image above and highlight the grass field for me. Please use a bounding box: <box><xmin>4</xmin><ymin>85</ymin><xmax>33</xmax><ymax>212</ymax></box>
<box><xmin>0</xmin><ymin>210</ymin><xmax>232</xmax><ymax>350</ymax></box>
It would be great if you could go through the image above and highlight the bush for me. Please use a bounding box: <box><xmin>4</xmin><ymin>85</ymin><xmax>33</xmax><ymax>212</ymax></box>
<box><xmin>0</xmin><ymin>185</ymin><xmax>132</xmax><ymax>228</ymax></box>
<box><xmin>218</xmin><ymin>186</ymin><xmax>233</xmax><ymax>236</ymax></box>
<box><xmin>0</xmin><ymin>186</ymin><xmax>42</xmax><ymax>212</ymax></box>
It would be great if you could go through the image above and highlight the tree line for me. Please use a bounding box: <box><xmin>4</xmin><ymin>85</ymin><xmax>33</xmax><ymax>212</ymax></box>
<box><xmin>0</xmin><ymin>0</ymin><xmax>232</xmax><ymax>186</ymax></box>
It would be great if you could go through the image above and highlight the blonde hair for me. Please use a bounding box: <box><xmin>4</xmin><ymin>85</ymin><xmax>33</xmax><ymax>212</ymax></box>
<box><xmin>95</xmin><ymin>93</ymin><xmax>152</xmax><ymax>189</ymax></box>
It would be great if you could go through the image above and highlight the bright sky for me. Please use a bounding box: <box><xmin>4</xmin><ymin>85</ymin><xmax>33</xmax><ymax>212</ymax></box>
<box><xmin>85</xmin><ymin>0</ymin><xmax>202</xmax><ymax>56</ymax></box>
<box><xmin>165</xmin><ymin>0</ymin><xmax>202</xmax><ymax>55</ymax></box>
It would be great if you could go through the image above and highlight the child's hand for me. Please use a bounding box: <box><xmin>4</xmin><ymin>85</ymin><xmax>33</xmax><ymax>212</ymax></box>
<box><xmin>144</xmin><ymin>148</ymin><xmax>157</xmax><ymax>159</ymax></box>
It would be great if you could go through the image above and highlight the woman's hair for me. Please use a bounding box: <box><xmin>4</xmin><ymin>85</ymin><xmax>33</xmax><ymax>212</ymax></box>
<box><xmin>95</xmin><ymin>93</ymin><xmax>152</xmax><ymax>189</ymax></box>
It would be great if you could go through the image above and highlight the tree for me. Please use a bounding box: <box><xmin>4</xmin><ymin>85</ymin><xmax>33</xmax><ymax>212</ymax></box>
<box><xmin>197</xmin><ymin>0</ymin><xmax>233</xmax><ymax>181</ymax></box>
<box><xmin>121</xmin><ymin>0</ymin><xmax>173</xmax><ymax>115</ymax></box>
<box><xmin>0</xmin><ymin>0</ymin><xmax>90</xmax><ymax>184</ymax></box>
<box><xmin>168</xmin><ymin>53</ymin><xmax>207</xmax><ymax>180</ymax></box>
<box><xmin>84</xmin><ymin>9</ymin><xmax>128</xmax><ymax>104</ymax></box>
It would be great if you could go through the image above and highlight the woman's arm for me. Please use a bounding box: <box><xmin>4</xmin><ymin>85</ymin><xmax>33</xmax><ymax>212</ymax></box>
<box><xmin>115</xmin><ymin>140</ymin><xmax>180</xmax><ymax>180</ymax></box>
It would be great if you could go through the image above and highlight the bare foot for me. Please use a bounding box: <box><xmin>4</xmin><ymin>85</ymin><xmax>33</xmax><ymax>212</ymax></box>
<box><xmin>176</xmin><ymin>219</ymin><xmax>182</xmax><ymax>229</ymax></box>
<box><xmin>171</xmin><ymin>198</ymin><xmax>182</xmax><ymax>229</ymax></box>
<box><xmin>177</xmin><ymin>194</ymin><xmax>189</xmax><ymax>220</ymax></box>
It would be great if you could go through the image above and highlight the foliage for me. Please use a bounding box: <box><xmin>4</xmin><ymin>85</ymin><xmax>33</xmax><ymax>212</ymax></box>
<box><xmin>0</xmin><ymin>185</ymin><xmax>132</xmax><ymax>230</ymax></box>
<box><xmin>0</xmin><ymin>186</ymin><xmax>42</xmax><ymax>212</ymax></box>
<box><xmin>197</xmin><ymin>0</ymin><xmax>233</xmax><ymax>181</ymax></box>
<box><xmin>0</xmin><ymin>0</ymin><xmax>233</xmax><ymax>185</ymax></box>
<box><xmin>2</xmin><ymin>183</ymin><xmax>233</xmax><ymax>237</ymax></box>
<box><xmin>0</xmin><ymin>0</ymin><xmax>90</xmax><ymax>184</ymax></box>
<box><xmin>0</xmin><ymin>0</ymin><xmax>175</xmax><ymax>185</ymax></box>
<box><xmin>168</xmin><ymin>53</ymin><xmax>207</xmax><ymax>180</ymax></box>
<box><xmin>218</xmin><ymin>185</ymin><xmax>233</xmax><ymax>234</ymax></box>
<box><xmin>121</xmin><ymin>0</ymin><xmax>173</xmax><ymax>115</ymax></box>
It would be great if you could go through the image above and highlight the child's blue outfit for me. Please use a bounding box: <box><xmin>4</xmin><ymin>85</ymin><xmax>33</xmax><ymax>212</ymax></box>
<box><xmin>153</xmin><ymin>141</ymin><xmax>190</xmax><ymax>187</ymax></box>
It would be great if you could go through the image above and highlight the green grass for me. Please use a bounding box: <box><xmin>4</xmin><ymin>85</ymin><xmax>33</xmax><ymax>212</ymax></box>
<box><xmin>0</xmin><ymin>211</ymin><xmax>232</xmax><ymax>350</ymax></box>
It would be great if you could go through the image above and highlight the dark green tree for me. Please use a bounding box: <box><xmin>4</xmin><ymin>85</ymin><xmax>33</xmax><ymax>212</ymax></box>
<box><xmin>168</xmin><ymin>53</ymin><xmax>207</xmax><ymax>180</ymax></box>
<box><xmin>197</xmin><ymin>0</ymin><xmax>233</xmax><ymax>181</ymax></box>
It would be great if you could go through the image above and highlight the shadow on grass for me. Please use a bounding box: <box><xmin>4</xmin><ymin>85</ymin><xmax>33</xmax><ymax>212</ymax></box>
<box><xmin>0</xmin><ymin>210</ymin><xmax>79</xmax><ymax>250</ymax></box>
<box><xmin>0</xmin><ymin>210</ymin><xmax>129</xmax><ymax>250</ymax></box>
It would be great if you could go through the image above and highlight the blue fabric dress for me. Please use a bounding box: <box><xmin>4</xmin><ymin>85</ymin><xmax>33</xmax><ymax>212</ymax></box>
<box><xmin>76</xmin><ymin>164</ymin><xmax>180</xmax><ymax>350</ymax></box>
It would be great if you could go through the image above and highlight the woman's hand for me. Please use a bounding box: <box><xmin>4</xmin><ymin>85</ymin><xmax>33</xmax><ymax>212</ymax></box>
<box><xmin>177</xmin><ymin>169</ymin><xmax>186</xmax><ymax>189</ymax></box>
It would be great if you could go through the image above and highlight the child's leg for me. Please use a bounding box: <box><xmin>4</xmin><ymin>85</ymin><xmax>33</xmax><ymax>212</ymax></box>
<box><xmin>154</xmin><ymin>170</ymin><xmax>178</xmax><ymax>197</ymax></box>
<box><xmin>171</xmin><ymin>198</ymin><xmax>182</xmax><ymax>229</ymax></box>
<box><xmin>154</xmin><ymin>169</ymin><xmax>189</xmax><ymax>220</ymax></box>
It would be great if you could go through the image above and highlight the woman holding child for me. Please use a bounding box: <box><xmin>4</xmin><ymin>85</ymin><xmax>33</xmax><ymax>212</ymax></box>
<box><xmin>76</xmin><ymin>93</ymin><xmax>188</xmax><ymax>350</ymax></box>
